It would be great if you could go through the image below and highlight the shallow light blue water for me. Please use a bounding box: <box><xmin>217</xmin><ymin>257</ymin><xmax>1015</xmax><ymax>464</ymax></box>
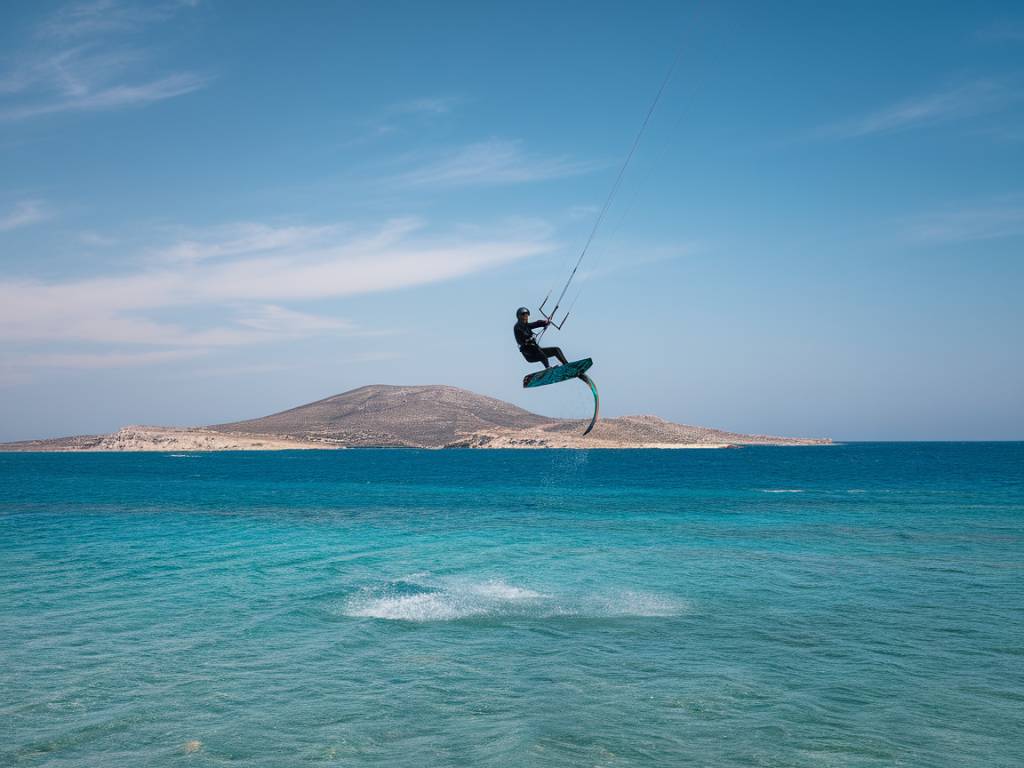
<box><xmin>1</xmin><ymin>444</ymin><xmax>1022</xmax><ymax>767</ymax></box>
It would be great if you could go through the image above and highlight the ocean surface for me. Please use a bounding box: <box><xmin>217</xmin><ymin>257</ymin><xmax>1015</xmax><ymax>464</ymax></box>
<box><xmin>1</xmin><ymin>444</ymin><xmax>1022</xmax><ymax>767</ymax></box>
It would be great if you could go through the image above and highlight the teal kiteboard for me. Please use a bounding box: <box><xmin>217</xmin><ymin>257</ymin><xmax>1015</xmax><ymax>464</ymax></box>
<box><xmin>523</xmin><ymin>358</ymin><xmax>600</xmax><ymax>436</ymax></box>
<box><xmin>522</xmin><ymin>358</ymin><xmax>592</xmax><ymax>388</ymax></box>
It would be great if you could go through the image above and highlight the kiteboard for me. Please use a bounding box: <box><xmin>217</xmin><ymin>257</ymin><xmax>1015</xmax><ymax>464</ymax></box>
<box><xmin>522</xmin><ymin>359</ymin><xmax>599</xmax><ymax>436</ymax></box>
<box><xmin>522</xmin><ymin>358</ymin><xmax>593</xmax><ymax>388</ymax></box>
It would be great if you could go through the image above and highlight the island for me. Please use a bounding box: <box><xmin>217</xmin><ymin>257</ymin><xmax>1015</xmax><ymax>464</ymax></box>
<box><xmin>0</xmin><ymin>385</ymin><xmax>831</xmax><ymax>451</ymax></box>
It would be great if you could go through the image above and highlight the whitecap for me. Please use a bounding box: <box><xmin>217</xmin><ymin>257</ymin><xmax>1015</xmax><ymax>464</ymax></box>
<box><xmin>346</xmin><ymin>591</ymin><xmax>477</xmax><ymax>621</ymax></box>
<box><xmin>463</xmin><ymin>579</ymin><xmax>543</xmax><ymax>601</ymax></box>
<box><xmin>341</xmin><ymin>577</ymin><xmax>686</xmax><ymax>622</ymax></box>
<box><xmin>344</xmin><ymin>578</ymin><xmax>542</xmax><ymax>621</ymax></box>
<box><xmin>591</xmin><ymin>590</ymin><xmax>689</xmax><ymax>617</ymax></box>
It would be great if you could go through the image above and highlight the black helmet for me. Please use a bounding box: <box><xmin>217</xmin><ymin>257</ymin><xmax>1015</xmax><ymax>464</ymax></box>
<box><xmin>516</xmin><ymin>307</ymin><xmax>530</xmax><ymax>317</ymax></box>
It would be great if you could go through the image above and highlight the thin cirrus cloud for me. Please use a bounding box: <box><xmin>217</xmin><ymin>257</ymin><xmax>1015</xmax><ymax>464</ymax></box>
<box><xmin>0</xmin><ymin>1</ymin><xmax>207</xmax><ymax>122</ymax></box>
<box><xmin>389</xmin><ymin>96</ymin><xmax>460</xmax><ymax>116</ymax></box>
<box><xmin>16</xmin><ymin>348</ymin><xmax>209</xmax><ymax>370</ymax></box>
<box><xmin>152</xmin><ymin>223</ymin><xmax>342</xmax><ymax>264</ymax></box>
<box><xmin>0</xmin><ymin>218</ymin><xmax>554</xmax><ymax>366</ymax></box>
<box><xmin>394</xmin><ymin>139</ymin><xmax>598</xmax><ymax>188</ymax></box>
<box><xmin>343</xmin><ymin>95</ymin><xmax>462</xmax><ymax>146</ymax></box>
<box><xmin>906</xmin><ymin>204</ymin><xmax>1024</xmax><ymax>243</ymax></box>
<box><xmin>79</xmin><ymin>231</ymin><xmax>119</xmax><ymax>247</ymax></box>
<box><xmin>575</xmin><ymin>243</ymin><xmax>696</xmax><ymax>283</ymax></box>
<box><xmin>976</xmin><ymin>20</ymin><xmax>1024</xmax><ymax>43</ymax></box>
<box><xmin>0</xmin><ymin>200</ymin><xmax>50</xmax><ymax>232</ymax></box>
<box><xmin>34</xmin><ymin>0</ymin><xmax>192</xmax><ymax>41</ymax></box>
<box><xmin>821</xmin><ymin>80</ymin><xmax>1015</xmax><ymax>138</ymax></box>
<box><xmin>0</xmin><ymin>73</ymin><xmax>208</xmax><ymax>122</ymax></box>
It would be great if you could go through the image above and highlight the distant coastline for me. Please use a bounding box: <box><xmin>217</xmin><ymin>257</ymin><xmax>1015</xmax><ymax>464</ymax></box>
<box><xmin>0</xmin><ymin>385</ymin><xmax>831</xmax><ymax>452</ymax></box>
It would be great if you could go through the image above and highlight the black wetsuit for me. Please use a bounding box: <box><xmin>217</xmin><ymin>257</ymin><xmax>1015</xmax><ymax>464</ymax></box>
<box><xmin>514</xmin><ymin>319</ymin><xmax>567</xmax><ymax>369</ymax></box>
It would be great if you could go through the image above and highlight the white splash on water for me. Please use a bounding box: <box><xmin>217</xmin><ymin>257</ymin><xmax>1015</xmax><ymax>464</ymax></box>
<box><xmin>465</xmin><ymin>580</ymin><xmax>543</xmax><ymax>601</ymax></box>
<box><xmin>346</xmin><ymin>591</ymin><xmax>477</xmax><ymax>621</ymax></box>
<box><xmin>345</xmin><ymin>578</ymin><xmax>543</xmax><ymax>621</ymax></box>
<box><xmin>342</xmin><ymin>575</ymin><xmax>687</xmax><ymax>622</ymax></box>
<box><xmin>593</xmin><ymin>590</ymin><xmax>686</xmax><ymax>617</ymax></box>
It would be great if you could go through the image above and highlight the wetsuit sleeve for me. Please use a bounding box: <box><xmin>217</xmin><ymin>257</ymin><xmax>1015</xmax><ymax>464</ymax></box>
<box><xmin>528</xmin><ymin>320</ymin><xmax>547</xmax><ymax>330</ymax></box>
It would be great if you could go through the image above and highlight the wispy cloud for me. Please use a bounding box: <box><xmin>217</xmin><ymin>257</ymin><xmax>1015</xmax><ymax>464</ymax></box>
<box><xmin>567</xmin><ymin>204</ymin><xmax>600</xmax><ymax>221</ymax></box>
<box><xmin>906</xmin><ymin>204</ymin><xmax>1024</xmax><ymax>243</ymax></box>
<box><xmin>36</xmin><ymin>0</ymin><xmax>186</xmax><ymax>40</ymax></box>
<box><xmin>79</xmin><ymin>231</ymin><xmax>118</xmax><ymax>247</ymax></box>
<box><xmin>234</xmin><ymin>305</ymin><xmax>354</xmax><ymax>335</ymax></box>
<box><xmin>976</xmin><ymin>20</ymin><xmax>1024</xmax><ymax>43</ymax></box>
<box><xmin>0</xmin><ymin>72</ymin><xmax>208</xmax><ymax>121</ymax></box>
<box><xmin>821</xmin><ymin>80</ymin><xmax>1015</xmax><ymax>138</ymax></box>
<box><xmin>338</xmin><ymin>351</ymin><xmax>401</xmax><ymax>364</ymax></box>
<box><xmin>395</xmin><ymin>139</ymin><xmax>596</xmax><ymax>188</ymax></box>
<box><xmin>0</xmin><ymin>217</ymin><xmax>554</xmax><ymax>354</ymax></box>
<box><xmin>341</xmin><ymin>95</ymin><xmax>460</xmax><ymax>146</ymax></box>
<box><xmin>182</xmin><ymin>352</ymin><xmax>396</xmax><ymax>380</ymax></box>
<box><xmin>576</xmin><ymin>243</ymin><xmax>696</xmax><ymax>282</ymax></box>
<box><xmin>389</xmin><ymin>96</ymin><xmax>459</xmax><ymax>116</ymax></box>
<box><xmin>0</xmin><ymin>1</ymin><xmax>207</xmax><ymax>122</ymax></box>
<box><xmin>17</xmin><ymin>348</ymin><xmax>208</xmax><ymax>370</ymax></box>
<box><xmin>0</xmin><ymin>200</ymin><xmax>50</xmax><ymax>232</ymax></box>
<box><xmin>185</xmin><ymin>362</ymin><xmax>289</xmax><ymax>379</ymax></box>
<box><xmin>152</xmin><ymin>223</ymin><xmax>340</xmax><ymax>263</ymax></box>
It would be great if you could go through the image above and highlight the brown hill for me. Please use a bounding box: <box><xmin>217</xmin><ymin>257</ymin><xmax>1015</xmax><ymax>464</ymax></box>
<box><xmin>209</xmin><ymin>384</ymin><xmax>554</xmax><ymax>448</ymax></box>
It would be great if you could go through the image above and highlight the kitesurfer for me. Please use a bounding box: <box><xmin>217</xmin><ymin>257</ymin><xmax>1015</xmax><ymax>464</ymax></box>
<box><xmin>514</xmin><ymin>307</ymin><xmax>568</xmax><ymax>369</ymax></box>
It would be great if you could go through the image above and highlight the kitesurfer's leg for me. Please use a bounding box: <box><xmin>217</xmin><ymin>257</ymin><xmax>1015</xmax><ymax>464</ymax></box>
<box><xmin>543</xmin><ymin>347</ymin><xmax>568</xmax><ymax>366</ymax></box>
<box><xmin>522</xmin><ymin>345</ymin><xmax>551</xmax><ymax>368</ymax></box>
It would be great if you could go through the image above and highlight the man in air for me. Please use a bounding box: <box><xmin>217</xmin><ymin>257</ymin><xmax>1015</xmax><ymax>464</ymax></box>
<box><xmin>514</xmin><ymin>307</ymin><xmax>568</xmax><ymax>369</ymax></box>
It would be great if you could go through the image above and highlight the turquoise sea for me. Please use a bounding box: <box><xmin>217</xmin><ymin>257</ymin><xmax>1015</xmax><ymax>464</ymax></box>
<box><xmin>1</xmin><ymin>444</ymin><xmax>1022</xmax><ymax>767</ymax></box>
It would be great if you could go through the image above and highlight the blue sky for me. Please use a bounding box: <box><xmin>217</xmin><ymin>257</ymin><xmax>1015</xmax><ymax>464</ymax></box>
<box><xmin>1</xmin><ymin>0</ymin><xmax>1022</xmax><ymax>441</ymax></box>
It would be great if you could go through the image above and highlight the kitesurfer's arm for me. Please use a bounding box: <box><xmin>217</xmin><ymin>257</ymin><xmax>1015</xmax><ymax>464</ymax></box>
<box><xmin>528</xmin><ymin>320</ymin><xmax>549</xmax><ymax>330</ymax></box>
